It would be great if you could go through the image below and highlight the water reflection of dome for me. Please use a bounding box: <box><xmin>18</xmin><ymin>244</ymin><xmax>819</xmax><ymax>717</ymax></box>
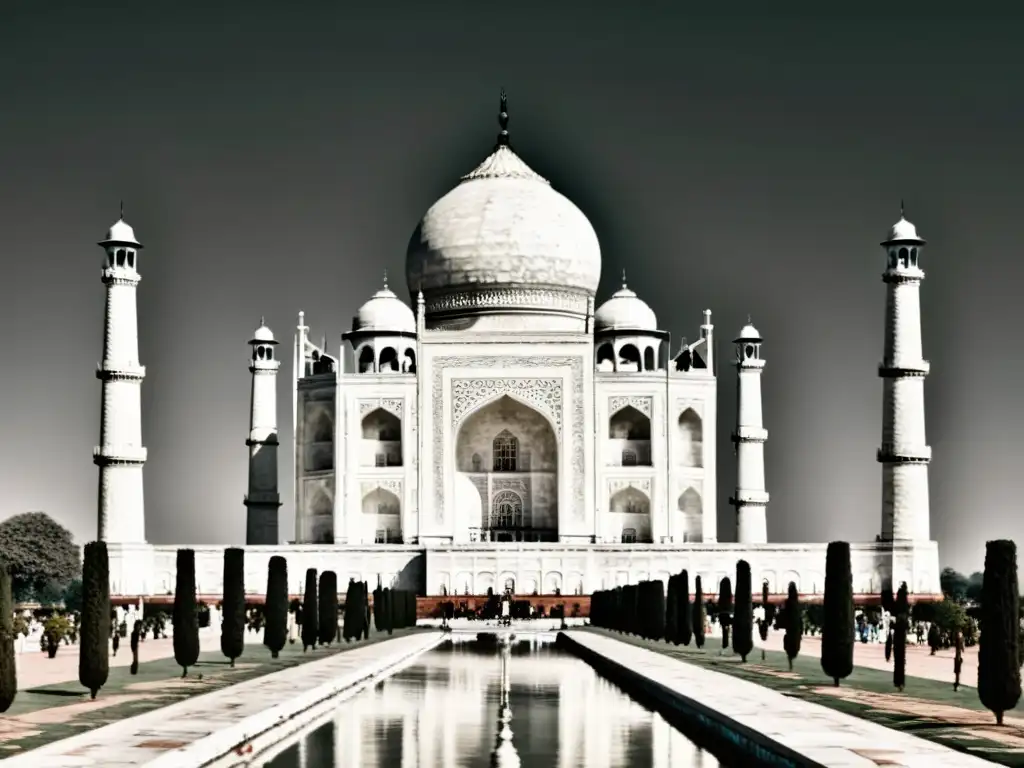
<box><xmin>405</xmin><ymin>91</ymin><xmax>602</xmax><ymax>332</ymax></box>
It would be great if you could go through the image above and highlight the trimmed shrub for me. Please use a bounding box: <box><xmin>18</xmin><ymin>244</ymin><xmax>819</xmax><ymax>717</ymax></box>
<box><xmin>173</xmin><ymin>548</ymin><xmax>200</xmax><ymax>678</ymax></box>
<box><xmin>263</xmin><ymin>555</ymin><xmax>289</xmax><ymax>658</ymax></box>
<box><xmin>648</xmin><ymin>580</ymin><xmax>666</xmax><ymax>641</ymax></box>
<box><xmin>717</xmin><ymin>577</ymin><xmax>733</xmax><ymax>650</ymax></box>
<box><xmin>820</xmin><ymin>541</ymin><xmax>854</xmax><ymax>686</ymax></box>
<box><xmin>0</xmin><ymin>565</ymin><xmax>17</xmax><ymax>711</ymax></box>
<box><xmin>343</xmin><ymin>579</ymin><xmax>362</xmax><ymax>641</ymax></box>
<box><xmin>318</xmin><ymin>571</ymin><xmax>338</xmax><ymax>646</ymax></box>
<box><xmin>979</xmin><ymin>539</ymin><xmax>1022</xmax><ymax>724</ymax></box>
<box><xmin>373</xmin><ymin>582</ymin><xmax>384</xmax><ymax>632</ymax></box>
<box><xmin>732</xmin><ymin>560</ymin><xmax>754</xmax><ymax>662</ymax></box>
<box><xmin>301</xmin><ymin>568</ymin><xmax>319</xmax><ymax>651</ymax></box>
<box><xmin>381</xmin><ymin>588</ymin><xmax>393</xmax><ymax>634</ymax></box>
<box><xmin>220</xmin><ymin>548</ymin><xmax>246</xmax><ymax>667</ymax></box>
<box><xmin>783</xmin><ymin>581</ymin><xmax>802</xmax><ymax>670</ymax></box>
<box><xmin>693</xmin><ymin>576</ymin><xmax>705</xmax><ymax>649</ymax></box>
<box><xmin>78</xmin><ymin>541</ymin><xmax>110</xmax><ymax>699</ymax></box>
<box><xmin>678</xmin><ymin>570</ymin><xmax>692</xmax><ymax>646</ymax></box>
<box><xmin>665</xmin><ymin>575</ymin><xmax>678</xmax><ymax>644</ymax></box>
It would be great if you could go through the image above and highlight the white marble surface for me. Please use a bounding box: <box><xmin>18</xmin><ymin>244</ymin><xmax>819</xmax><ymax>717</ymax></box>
<box><xmin>0</xmin><ymin>631</ymin><xmax>445</xmax><ymax>768</ymax></box>
<box><xmin>563</xmin><ymin>631</ymin><xmax>992</xmax><ymax>768</ymax></box>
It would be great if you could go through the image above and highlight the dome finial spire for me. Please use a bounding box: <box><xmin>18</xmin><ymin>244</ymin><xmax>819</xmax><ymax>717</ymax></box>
<box><xmin>382</xmin><ymin>269</ymin><xmax>388</xmax><ymax>290</ymax></box>
<box><xmin>496</xmin><ymin>88</ymin><xmax>510</xmax><ymax>148</ymax></box>
<box><xmin>119</xmin><ymin>199</ymin><xmax>124</xmax><ymax>221</ymax></box>
<box><xmin>747</xmin><ymin>314</ymin><xmax>752</xmax><ymax>324</ymax></box>
<box><xmin>621</xmin><ymin>268</ymin><xmax>627</xmax><ymax>288</ymax></box>
<box><xmin>900</xmin><ymin>198</ymin><xmax>905</xmax><ymax>219</ymax></box>
<box><xmin>260</xmin><ymin>315</ymin><xmax>265</xmax><ymax>327</ymax></box>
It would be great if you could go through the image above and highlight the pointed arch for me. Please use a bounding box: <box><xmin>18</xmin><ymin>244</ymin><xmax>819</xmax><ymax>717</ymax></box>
<box><xmin>610</xmin><ymin>486</ymin><xmax>650</xmax><ymax>516</ymax></box>
<box><xmin>608</xmin><ymin>404</ymin><xmax>651</xmax><ymax>467</ymax></box>
<box><xmin>596</xmin><ymin>343</ymin><xmax>615</xmax><ymax>371</ymax></box>
<box><xmin>357</xmin><ymin>345</ymin><xmax>375</xmax><ymax>373</ymax></box>
<box><xmin>308</xmin><ymin>408</ymin><xmax>333</xmax><ymax>443</ymax></box>
<box><xmin>361</xmin><ymin>407</ymin><xmax>402</xmax><ymax>467</ymax></box>
<box><xmin>492</xmin><ymin>429</ymin><xmax>519</xmax><ymax>472</ymax></box>
<box><xmin>402</xmin><ymin>348</ymin><xmax>416</xmax><ymax>373</ymax></box>
<box><xmin>618</xmin><ymin>343</ymin><xmax>641</xmax><ymax>371</ymax></box>
<box><xmin>677</xmin><ymin>487</ymin><xmax>703</xmax><ymax>542</ymax></box>
<box><xmin>379</xmin><ymin>347</ymin><xmax>400</xmax><ymax>372</ymax></box>
<box><xmin>309</xmin><ymin>488</ymin><xmax>332</xmax><ymax>517</ymax></box>
<box><xmin>361</xmin><ymin>486</ymin><xmax>402</xmax><ymax>544</ymax></box>
<box><xmin>677</xmin><ymin>408</ymin><xmax>703</xmax><ymax>467</ymax></box>
<box><xmin>643</xmin><ymin>347</ymin><xmax>655</xmax><ymax>371</ymax></box>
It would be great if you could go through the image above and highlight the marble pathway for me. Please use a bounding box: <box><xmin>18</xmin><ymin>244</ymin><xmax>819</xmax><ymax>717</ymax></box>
<box><xmin>563</xmin><ymin>631</ymin><xmax>993</xmax><ymax>768</ymax></box>
<box><xmin>0</xmin><ymin>631</ymin><xmax>445</xmax><ymax>768</ymax></box>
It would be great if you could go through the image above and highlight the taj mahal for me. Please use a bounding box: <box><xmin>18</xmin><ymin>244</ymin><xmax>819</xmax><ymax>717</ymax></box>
<box><xmin>95</xmin><ymin>93</ymin><xmax>942</xmax><ymax>600</ymax></box>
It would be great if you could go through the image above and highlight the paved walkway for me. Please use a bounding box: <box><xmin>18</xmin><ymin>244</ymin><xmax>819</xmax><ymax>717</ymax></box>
<box><xmin>13</xmin><ymin>627</ymin><xmax>262</xmax><ymax>690</ymax></box>
<box><xmin>563</xmin><ymin>631</ymin><xmax>993</xmax><ymax>768</ymax></box>
<box><xmin>756</xmin><ymin>631</ymin><xmax>975</xmax><ymax>686</ymax></box>
<box><xmin>0</xmin><ymin>631</ymin><xmax>444</xmax><ymax>768</ymax></box>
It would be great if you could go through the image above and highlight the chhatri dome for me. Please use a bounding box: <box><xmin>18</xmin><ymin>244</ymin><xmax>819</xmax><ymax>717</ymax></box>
<box><xmin>593</xmin><ymin>272</ymin><xmax>658</xmax><ymax>332</ymax></box>
<box><xmin>405</xmin><ymin>91</ymin><xmax>602</xmax><ymax>329</ymax></box>
<box><xmin>250</xmin><ymin>318</ymin><xmax>275</xmax><ymax>343</ymax></box>
<box><xmin>99</xmin><ymin>202</ymin><xmax>142</xmax><ymax>247</ymax></box>
<box><xmin>883</xmin><ymin>201</ymin><xmax>925</xmax><ymax>244</ymax></box>
<box><xmin>352</xmin><ymin>272</ymin><xmax>416</xmax><ymax>333</ymax></box>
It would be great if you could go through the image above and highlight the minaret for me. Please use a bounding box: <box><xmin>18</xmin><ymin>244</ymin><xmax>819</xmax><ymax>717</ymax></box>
<box><xmin>94</xmin><ymin>207</ymin><xmax>148</xmax><ymax>543</ymax></box>
<box><xmin>878</xmin><ymin>206</ymin><xmax>931</xmax><ymax>541</ymax></box>
<box><xmin>245</xmin><ymin>319</ymin><xmax>282</xmax><ymax>545</ymax></box>
<box><xmin>729</xmin><ymin>319</ymin><xmax>769</xmax><ymax>544</ymax></box>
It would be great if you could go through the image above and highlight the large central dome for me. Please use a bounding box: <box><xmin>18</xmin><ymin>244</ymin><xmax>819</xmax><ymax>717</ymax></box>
<box><xmin>405</xmin><ymin>94</ymin><xmax>602</xmax><ymax>331</ymax></box>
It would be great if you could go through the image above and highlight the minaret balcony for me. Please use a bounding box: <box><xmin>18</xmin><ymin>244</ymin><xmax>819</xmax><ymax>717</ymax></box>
<box><xmin>876</xmin><ymin>443</ymin><xmax>931</xmax><ymax>463</ymax></box>
<box><xmin>96</xmin><ymin>363</ymin><xmax>146</xmax><ymax>380</ymax></box>
<box><xmin>244</xmin><ymin>491</ymin><xmax>282</xmax><ymax>506</ymax></box>
<box><xmin>731</xmin><ymin>426</ymin><xmax>768</xmax><ymax>443</ymax></box>
<box><xmin>729</xmin><ymin>489</ymin><xmax>770</xmax><ymax>506</ymax></box>
<box><xmin>877</xmin><ymin>361</ymin><xmax>929</xmax><ymax>378</ymax></box>
<box><xmin>93</xmin><ymin>445</ymin><xmax>148</xmax><ymax>464</ymax></box>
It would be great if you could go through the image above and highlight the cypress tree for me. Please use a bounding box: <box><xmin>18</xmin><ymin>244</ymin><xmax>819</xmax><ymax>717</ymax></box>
<box><xmin>732</xmin><ymin>560</ymin><xmax>754</xmax><ymax>662</ymax></box>
<box><xmin>382</xmin><ymin>587</ymin><xmax>393</xmax><ymax>634</ymax></box>
<box><xmin>173</xmin><ymin>548</ymin><xmax>200</xmax><ymax>678</ymax></box>
<box><xmin>665</xmin><ymin>575</ymin><xmax>678</xmax><ymax>644</ymax></box>
<box><xmin>625</xmin><ymin>584</ymin><xmax>640</xmax><ymax>635</ymax></box>
<box><xmin>373</xmin><ymin>581</ymin><xmax>384</xmax><ymax>632</ymax></box>
<box><xmin>301</xmin><ymin>568</ymin><xmax>319</xmax><ymax>651</ymax></box>
<box><xmin>693</xmin><ymin>576</ymin><xmax>705</xmax><ymax>648</ymax></box>
<box><xmin>979</xmin><ymin>539</ymin><xmax>1022</xmax><ymax>724</ymax></box>
<box><xmin>893</xmin><ymin>582</ymin><xmax>908</xmax><ymax>691</ymax></box>
<box><xmin>678</xmin><ymin>570</ymin><xmax>692</xmax><ymax>646</ymax></box>
<box><xmin>263</xmin><ymin>555</ymin><xmax>289</xmax><ymax>658</ymax></box>
<box><xmin>758</xmin><ymin>579</ymin><xmax>775</xmax><ymax>661</ymax></box>
<box><xmin>649</xmin><ymin>580</ymin><xmax>666</xmax><ymax>641</ymax></box>
<box><xmin>78</xmin><ymin>541</ymin><xmax>110</xmax><ymax>699</ymax></box>
<box><xmin>220</xmin><ymin>547</ymin><xmax>246</xmax><ymax>667</ymax></box>
<box><xmin>0</xmin><ymin>565</ymin><xmax>17</xmax><ymax>712</ymax></box>
<box><xmin>318</xmin><ymin>571</ymin><xmax>338</xmax><ymax>646</ymax></box>
<box><xmin>342</xmin><ymin>579</ymin><xmax>360</xmax><ymax>641</ymax></box>
<box><xmin>783</xmin><ymin>581</ymin><xmax>802</xmax><ymax>670</ymax></box>
<box><xmin>820</xmin><ymin>541</ymin><xmax>854</xmax><ymax>686</ymax></box>
<box><xmin>717</xmin><ymin>577</ymin><xmax>733</xmax><ymax>651</ymax></box>
<box><xmin>362</xmin><ymin>582</ymin><xmax>371</xmax><ymax>639</ymax></box>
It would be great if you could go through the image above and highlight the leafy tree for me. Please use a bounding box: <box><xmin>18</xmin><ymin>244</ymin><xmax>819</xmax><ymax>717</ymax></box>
<box><xmin>978</xmin><ymin>539</ymin><xmax>1022</xmax><ymax>724</ymax></box>
<box><xmin>0</xmin><ymin>512</ymin><xmax>80</xmax><ymax>602</ymax></box>
<box><xmin>78</xmin><ymin>541</ymin><xmax>110</xmax><ymax>699</ymax></box>
<box><xmin>62</xmin><ymin>579</ymin><xmax>83</xmax><ymax>612</ymax></box>
<box><xmin>966</xmin><ymin>571</ymin><xmax>985</xmax><ymax>603</ymax></box>
<box><xmin>0</xmin><ymin>565</ymin><xmax>17</xmax><ymax>711</ymax></box>
<box><xmin>220</xmin><ymin>548</ymin><xmax>245</xmax><ymax>667</ymax></box>
<box><xmin>732</xmin><ymin>561</ymin><xmax>754</xmax><ymax>662</ymax></box>
<box><xmin>679</xmin><ymin>570</ymin><xmax>692</xmax><ymax>646</ymax></box>
<box><xmin>783</xmin><ymin>581</ymin><xmax>802</xmax><ymax>670</ymax></box>
<box><xmin>665</xmin><ymin>574</ymin><xmax>678</xmax><ymax>644</ymax></box>
<box><xmin>318</xmin><ymin>571</ymin><xmax>338</xmax><ymax>646</ymax></box>
<box><xmin>893</xmin><ymin>582</ymin><xmax>909</xmax><ymax>691</ymax></box>
<box><xmin>941</xmin><ymin>567</ymin><xmax>969</xmax><ymax>602</ymax></box>
<box><xmin>692</xmin><ymin>576</ymin><xmax>705</xmax><ymax>649</ymax></box>
<box><xmin>301</xmin><ymin>568</ymin><xmax>319</xmax><ymax>651</ymax></box>
<box><xmin>820</xmin><ymin>541</ymin><xmax>854</xmax><ymax>686</ymax></box>
<box><xmin>717</xmin><ymin>577</ymin><xmax>733</xmax><ymax>651</ymax></box>
<box><xmin>263</xmin><ymin>556</ymin><xmax>289</xmax><ymax>658</ymax></box>
<box><xmin>173</xmin><ymin>549</ymin><xmax>200</xmax><ymax>678</ymax></box>
<box><xmin>932</xmin><ymin>598</ymin><xmax>967</xmax><ymax>638</ymax></box>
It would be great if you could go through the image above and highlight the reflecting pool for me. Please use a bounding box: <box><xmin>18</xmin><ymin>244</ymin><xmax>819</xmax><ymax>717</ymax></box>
<box><xmin>262</xmin><ymin>634</ymin><xmax>723</xmax><ymax>767</ymax></box>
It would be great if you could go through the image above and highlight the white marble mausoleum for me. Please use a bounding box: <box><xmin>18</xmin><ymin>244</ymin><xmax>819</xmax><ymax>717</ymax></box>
<box><xmin>96</xmin><ymin>94</ymin><xmax>942</xmax><ymax>600</ymax></box>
